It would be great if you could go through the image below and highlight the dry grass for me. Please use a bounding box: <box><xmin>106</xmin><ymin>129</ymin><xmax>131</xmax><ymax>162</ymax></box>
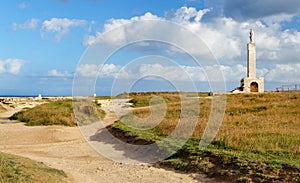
<box><xmin>126</xmin><ymin>92</ymin><xmax>300</xmax><ymax>155</ymax></box>
<box><xmin>219</xmin><ymin>92</ymin><xmax>300</xmax><ymax>154</ymax></box>
<box><xmin>112</xmin><ymin>91</ymin><xmax>300</xmax><ymax>182</ymax></box>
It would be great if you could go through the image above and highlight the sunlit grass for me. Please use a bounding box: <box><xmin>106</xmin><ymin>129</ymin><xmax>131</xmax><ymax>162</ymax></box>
<box><xmin>10</xmin><ymin>99</ymin><xmax>106</xmax><ymax>126</ymax></box>
<box><xmin>111</xmin><ymin>91</ymin><xmax>300</xmax><ymax>182</ymax></box>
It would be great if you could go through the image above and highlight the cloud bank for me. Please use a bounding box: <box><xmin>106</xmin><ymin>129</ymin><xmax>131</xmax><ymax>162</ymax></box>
<box><xmin>220</xmin><ymin>0</ymin><xmax>300</xmax><ymax>21</ymax></box>
<box><xmin>82</xmin><ymin>6</ymin><xmax>300</xmax><ymax>84</ymax></box>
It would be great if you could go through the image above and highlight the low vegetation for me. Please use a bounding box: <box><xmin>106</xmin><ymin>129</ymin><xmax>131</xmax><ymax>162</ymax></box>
<box><xmin>10</xmin><ymin>100</ymin><xmax>76</xmax><ymax>126</ymax></box>
<box><xmin>110</xmin><ymin>91</ymin><xmax>300</xmax><ymax>182</ymax></box>
<box><xmin>0</xmin><ymin>152</ymin><xmax>67</xmax><ymax>182</ymax></box>
<box><xmin>10</xmin><ymin>99</ymin><xmax>106</xmax><ymax>126</ymax></box>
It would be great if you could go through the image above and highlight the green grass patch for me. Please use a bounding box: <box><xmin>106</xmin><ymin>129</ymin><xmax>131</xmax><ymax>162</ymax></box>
<box><xmin>10</xmin><ymin>99</ymin><xmax>106</xmax><ymax>126</ymax></box>
<box><xmin>10</xmin><ymin>100</ymin><xmax>76</xmax><ymax>126</ymax></box>
<box><xmin>0</xmin><ymin>152</ymin><xmax>67</xmax><ymax>183</ymax></box>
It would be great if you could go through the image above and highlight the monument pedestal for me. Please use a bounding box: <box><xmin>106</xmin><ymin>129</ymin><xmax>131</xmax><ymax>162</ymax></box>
<box><xmin>240</xmin><ymin>77</ymin><xmax>264</xmax><ymax>93</ymax></box>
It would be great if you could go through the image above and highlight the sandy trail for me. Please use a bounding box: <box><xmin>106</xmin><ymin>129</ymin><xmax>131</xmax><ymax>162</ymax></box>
<box><xmin>0</xmin><ymin>99</ymin><xmax>215</xmax><ymax>183</ymax></box>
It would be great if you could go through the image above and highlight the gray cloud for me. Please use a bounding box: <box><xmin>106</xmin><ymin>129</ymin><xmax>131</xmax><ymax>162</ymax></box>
<box><xmin>209</xmin><ymin>0</ymin><xmax>300</xmax><ymax>21</ymax></box>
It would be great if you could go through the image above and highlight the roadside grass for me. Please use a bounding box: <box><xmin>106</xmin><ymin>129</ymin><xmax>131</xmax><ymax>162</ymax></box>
<box><xmin>110</xmin><ymin>91</ymin><xmax>300</xmax><ymax>182</ymax></box>
<box><xmin>0</xmin><ymin>152</ymin><xmax>67</xmax><ymax>183</ymax></box>
<box><xmin>10</xmin><ymin>99</ymin><xmax>106</xmax><ymax>126</ymax></box>
<box><xmin>95</xmin><ymin>96</ymin><xmax>112</xmax><ymax>100</ymax></box>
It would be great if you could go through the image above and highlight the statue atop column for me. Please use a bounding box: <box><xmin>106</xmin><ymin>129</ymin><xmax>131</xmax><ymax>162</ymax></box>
<box><xmin>250</xmin><ymin>29</ymin><xmax>254</xmax><ymax>43</ymax></box>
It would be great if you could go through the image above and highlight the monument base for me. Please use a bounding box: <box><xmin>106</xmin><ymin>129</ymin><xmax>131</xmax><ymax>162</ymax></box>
<box><xmin>232</xmin><ymin>77</ymin><xmax>264</xmax><ymax>93</ymax></box>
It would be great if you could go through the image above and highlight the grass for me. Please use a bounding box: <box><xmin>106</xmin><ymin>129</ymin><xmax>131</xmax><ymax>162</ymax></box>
<box><xmin>0</xmin><ymin>152</ymin><xmax>67</xmax><ymax>183</ymax></box>
<box><xmin>10</xmin><ymin>99</ymin><xmax>106</xmax><ymax>126</ymax></box>
<box><xmin>110</xmin><ymin>91</ymin><xmax>300</xmax><ymax>182</ymax></box>
<box><xmin>10</xmin><ymin>100</ymin><xmax>76</xmax><ymax>126</ymax></box>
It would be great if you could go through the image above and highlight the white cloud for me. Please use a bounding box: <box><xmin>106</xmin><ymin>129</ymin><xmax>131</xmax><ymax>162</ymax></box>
<box><xmin>41</xmin><ymin>18</ymin><xmax>87</xmax><ymax>41</ymax></box>
<box><xmin>0</xmin><ymin>59</ymin><xmax>26</xmax><ymax>74</ymax></box>
<box><xmin>85</xmin><ymin>7</ymin><xmax>238</xmax><ymax>59</ymax></box>
<box><xmin>104</xmin><ymin>12</ymin><xmax>160</xmax><ymax>32</ymax></box>
<box><xmin>83</xmin><ymin>12</ymin><xmax>160</xmax><ymax>46</ymax></box>
<box><xmin>46</xmin><ymin>69</ymin><xmax>72</xmax><ymax>77</ymax></box>
<box><xmin>76</xmin><ymin>64</ymin><xmax>121</xmax><ymax>78</ymax></box>
<box><xmin>265</xmin><ymin>64</ymin><xmax>300</xmax><ymax>82</ymax></box>
<box><xmin>12</xmin><ymin>18</ymin><xmax>39</xmax><ymax>30</ymax></box>
<box><xmin>169</xmin><ymin>7</ymin><xmax>210</xmax><ymax>23</ymax></box>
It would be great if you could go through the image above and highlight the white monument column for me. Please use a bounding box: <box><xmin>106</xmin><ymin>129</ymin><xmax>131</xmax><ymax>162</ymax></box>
<box><xmin>233</xmin><ymin>28</ymin><xmax>264</xmax><ymax>93</ymax></box>
<box><xmin>247</xmin><ymin>29</ymin><xmax>256</xmax><ymax>78</ymax></box>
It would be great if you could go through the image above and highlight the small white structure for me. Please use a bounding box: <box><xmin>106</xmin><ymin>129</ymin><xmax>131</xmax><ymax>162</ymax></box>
<box><xmin>233</xmin><ymin>29</ymin><xmax>264</xmax><ymax>93</ymax></box>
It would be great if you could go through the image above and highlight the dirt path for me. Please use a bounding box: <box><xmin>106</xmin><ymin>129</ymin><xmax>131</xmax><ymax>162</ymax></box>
<box><xmin>0</xmin><ymin>99</ymin><xmax>215</xmax><ymax>183</ymax></box>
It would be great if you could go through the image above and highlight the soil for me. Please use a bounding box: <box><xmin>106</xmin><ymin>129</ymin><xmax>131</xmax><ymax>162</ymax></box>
<box><xmin>0</xmin><ymin>99</ymin><xmax>216</xmax><ymax>183</ymax></box>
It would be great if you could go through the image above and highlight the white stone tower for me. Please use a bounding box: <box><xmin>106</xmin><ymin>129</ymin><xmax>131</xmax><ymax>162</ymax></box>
<box><xmin>233</xmin><ymin>29</ymin><xmax>264</xmax><ymax>93</ymax></box>
<box><xmin>247</xmin><ymin>29</ymin><xmax>256</xmax><ymax>78</ymax></box>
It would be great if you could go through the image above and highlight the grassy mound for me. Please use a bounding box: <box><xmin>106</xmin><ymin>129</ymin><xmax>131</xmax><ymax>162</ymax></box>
<box><xmin>0</xmin><ymin>152</ymin><xmax>67</xmax><ymax>182</ymax></box>
<box><xmin>110</xmin><ymin>91</ymin><xmax>300</xmax><ymax>182</ymax></box>
<box><xmin>10</xmin><ymin>100</ymin><xmax>76</xmax><ymax>126</ymax></box>
<box><xmin>10</xmin><ymin>99</ymin><xmax>106</xmax><ymax>126</ymax></box>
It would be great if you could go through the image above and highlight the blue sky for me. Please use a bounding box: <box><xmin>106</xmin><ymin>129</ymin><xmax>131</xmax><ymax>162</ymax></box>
<box><xmin>1</xmin><ymin>0</ymin><xmax>300</xmax><ymax>96</ymax></box>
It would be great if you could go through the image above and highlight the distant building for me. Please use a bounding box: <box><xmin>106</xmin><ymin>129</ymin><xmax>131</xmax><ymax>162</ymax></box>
<box><xmin>233</xmin><ymin>29</ymin><xmax>264</xmax><ymax>93</ymax></box>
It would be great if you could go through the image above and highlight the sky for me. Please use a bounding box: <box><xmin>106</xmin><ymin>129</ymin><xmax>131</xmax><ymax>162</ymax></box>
<box><xmin>1</xmin><ymin>0</ymin><xmax>300</xmax><ymax>96</ymax></box>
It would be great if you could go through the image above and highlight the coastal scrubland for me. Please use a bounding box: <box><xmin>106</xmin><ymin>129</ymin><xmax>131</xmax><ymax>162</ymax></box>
<box><xmin>8</xmin><ymin>91</ymin><xmax>300</xmax><ymax>182</ymax></box>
